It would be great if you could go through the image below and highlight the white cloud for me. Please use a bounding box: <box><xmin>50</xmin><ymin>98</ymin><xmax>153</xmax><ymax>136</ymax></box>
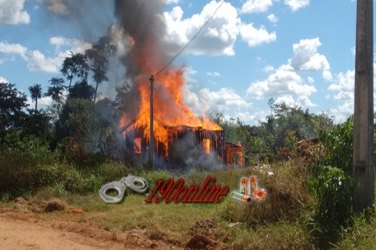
<box><xmin>247</xmin><ymin>64</ymin><xmax>317</xmax><ymax>98</ymax></box>
<box><xmin>240</xmin><ymin>23</ymin><xmax>276</xmax><ymax>47</ymax></box>
<box><xmin>274</xmin><ymin>95</ymin><xmax>296</xmax><ymax>106</ymax></box>
<box><xmin>241</xmin><ymin>0</ymin><xmax>273</xmax><ymax>14</ymax></box>
<box><xmin>322</xmin><ymin>70</ymin><xmax>333</xmax><ymax>81</ymax></box>
<box><xmin>284</xmin><ymin>0</ymin><xmax>310</xmax><ymax>11</ymax></box>
<box><xmin>0</xmin><ymin>0</ymin><xmax>30</xmax><ymax>25</ymax></box>
<box><xmin>25</xmin><ymin>50</ymin><xmax>65</xmax><ymax>73</ymax></box>
<box><xmin>0</xmin><ymin>42</ymin><xmax>27</xmax><ymax>55</ymax></box>
<box><xmin>267</xmin><ymin>14</ymin><xmax>278</xmax><ymax>23</ymax></box>
<box><xmin>297</xmin><ymin>95</ymin><xmax>315</xmax><ymax>107</ymax></box>
<box><xmin>328</xmin><ymin>69</ymin><xmax>354</xmax><ymax>101</ymax></box>
<box><xmin>163</xmin><ymin>1</ymin><xmax>277</xmax><ymax>55</ymax></box>
<box><xmin>328</xmin><ymin>101</ymin><xmax>353</xmax><ymax>124</ymax></box>
<box><xmin>235</xmin><ymin>110</ymin><xmax>268</xmax><ymax>124</ymax></box>
<box><xmin>0</xmin><ymin>37</ymin><xmax>91</xmax><ymax>73</ymax></box>
<box><xmin>273</xmin><ymin>94</ymin><xmax>316</xmax><ymax>109</ymax></box>
<box><xmin>326</xmin><ymin>69</ymin><xmax>356</xmax><ymax>123</ymax></box>
<box><xmin>290</xmin><ymin>38</ymin><xmax>330</xmax><ymax>71</ymax></box>
<box><xmin>263</xmin><ymin>65</ymin><xmax>275</xmax><ymax>73</ymax></box>
<box><xmin>207</xmin><ymin>71</ymin><xmax>221</xmax><ymax>77</ymax></box>
<box><xmin>0</xmin><ymin>76</ymin><xmax>8</xmax><ymax>82</ymax></box>
<box><xmin>163</xmin><ymin>1</ymin><xmax>241</xmax><ymax>56</ymax></box>
<box><xmin>184</xmin><ymin>84</ymin><xmax>250</xmax><ymax>119</ymax></box>
<box><xmin>289</xmin><ymin>38</ymin><xmax>331</xmax><ymax>80</ymax></box>
<box><xmin>27</xmin><ymin>95</ymin><xmax>54</xmax><ymax>110</ymax></box>
<box><xmin>49</xmin><ymin>36</ymin><xmax>91</xmax><ymax>51</ymax></box>
<box><xmin>164</xmin><ymin>0</ymin><xmax>180</xmax><ymax>4</ymax></box>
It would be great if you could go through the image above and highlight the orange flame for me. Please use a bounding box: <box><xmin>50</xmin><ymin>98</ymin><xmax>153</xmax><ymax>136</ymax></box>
<box><xmin>119</xmin><ymin>68</ymin><xmax>222</xmax><ymax>157</ymax></box>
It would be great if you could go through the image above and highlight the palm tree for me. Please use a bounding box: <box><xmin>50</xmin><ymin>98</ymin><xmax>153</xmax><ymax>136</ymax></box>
<box><xmin>46</xmin><ymin>78</ymin><xmax>65</xmax><ymax>114</ymax></box>
<box><xmin>28</xmin><ymin>84</ymin><xmax>42</xmax><ymax>111</ymax></box>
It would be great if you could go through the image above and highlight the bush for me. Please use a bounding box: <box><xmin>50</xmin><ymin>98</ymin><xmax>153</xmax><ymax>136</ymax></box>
<box><xmin>309</xmin><ymin>165</ymin><xmax>353</xmax><ymax>248</ymax></box>
<box><xmin>318</xmin><ymin>117</ymin><xmax>353</xmax><ymax>175</ymax></box>
<box><xmin>63</xmin><ymin>167</ymin><xmax>102</xmax><ymax>194</ymax></box>
<box><xmin>220</xmin><ymin>161</ymin><xmax>310</xmax><ymax>225</ymax></box>
<box><xmin>0</xmin><ymin>138</ymin><xmax>58</xmax><ymax>197</ymax></box>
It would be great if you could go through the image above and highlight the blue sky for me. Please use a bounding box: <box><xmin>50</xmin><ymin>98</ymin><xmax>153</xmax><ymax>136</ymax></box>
<box><xmin>0</xmin><ymin>0</ymin><xmax>365</xmax><ymax>124</ymax></box>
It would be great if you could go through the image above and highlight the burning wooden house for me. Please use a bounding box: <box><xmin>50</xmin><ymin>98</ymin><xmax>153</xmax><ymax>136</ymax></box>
<box><xmin>117</xmin><ymin>71</ymin><xmax>244</xmax><ymax>168</ymax></box>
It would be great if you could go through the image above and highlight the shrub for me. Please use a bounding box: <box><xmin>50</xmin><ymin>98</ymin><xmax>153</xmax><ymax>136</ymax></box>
<box><xmin>309</xmin><ymin>165</ymin><xmax>353</xmax><ymax>248</ymax></box>
<box><xmin>220</xmin><ymin>161</ymin><xmax>310</xmax><ymax>225</ymax></box>
<box><xmin>318</xmin><ymin>117</ymin><xmax>353</xmax><ymax>175</ymax></box>
<box><xmin>0</xmin><ymin>138</ymin><xmax>58</xmax><ymax>197</ymax></box>
<box><xmin>63</xmin><ymin>167</ymin><xmax>102</xmax><ymax>194</ymax></box>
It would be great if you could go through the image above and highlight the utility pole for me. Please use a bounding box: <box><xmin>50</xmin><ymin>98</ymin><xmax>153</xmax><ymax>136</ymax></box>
<box><xmin>149</xmin><ymin>75</ymin><xmax>155</xmax><ymax>168</ymax></box>
<box><xmin>353</xmin><ymin>0</ymin><xmax>374</xmax><ymax>211</ymax></box>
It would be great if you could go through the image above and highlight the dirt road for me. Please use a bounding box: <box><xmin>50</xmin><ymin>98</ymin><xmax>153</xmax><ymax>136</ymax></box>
<box><xmin>0</xmin><ymin>208</ymin><xmax>181</xmax><ymax>250</ymax></box>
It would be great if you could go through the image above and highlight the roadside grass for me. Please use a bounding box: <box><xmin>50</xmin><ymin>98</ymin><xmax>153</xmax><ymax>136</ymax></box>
<box><xmin>54</xmin><ymin>161</ymin><xmax>314</xmax><ymax>248</ymax></box>
<box><xmin>335</xmin><ymin>206</ymin><xmax>376</xmax><ymax>250</ymax></box>
<box><xmin>2</xmin><ymin>159</ymin><xmax>375</xmax><ymax>249</ymax></box>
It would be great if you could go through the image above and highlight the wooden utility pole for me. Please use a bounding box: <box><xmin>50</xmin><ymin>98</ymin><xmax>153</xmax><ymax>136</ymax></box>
<box><xmin>353</xmin><ymin>0</ymin><xmax>374</xmax><ymax>211</ymax></box>
<box><xmin>149</xmin><ymin>75</ymin><xmax>155</xmax><ymax>168</ymax></box>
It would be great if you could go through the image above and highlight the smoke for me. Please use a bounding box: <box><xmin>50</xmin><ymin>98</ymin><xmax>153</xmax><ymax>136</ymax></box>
<box><xmin>114</xmin><ymin>0</ymin><xmax>169</xmax><ymax>80</ymax></box>
<box><xmin>38</xmin><ymin>0</ymin><xmax>114</xmax><ymax>39</ymax></box>
<box><xmin>172</xmin><ymin>133</ymin><xmax>224</xmax><ymax>171</ymax></box>
<box><xmin>39</xmin><ymin>0</ymin><xmax>225</xmax><ymax>168</ymax></box>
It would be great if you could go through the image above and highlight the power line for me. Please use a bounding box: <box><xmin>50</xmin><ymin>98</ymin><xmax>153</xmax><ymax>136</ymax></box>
<box><xmin>155</xmin><ymin>0</ymin><xmax>225</xmax><ymax>78</ymax></box>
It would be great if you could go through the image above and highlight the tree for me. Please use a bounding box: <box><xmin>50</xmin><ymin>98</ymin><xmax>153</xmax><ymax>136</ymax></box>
<box><xmin>28</xmin><ymin>84</ymin><xmax>42</xmax><ymax>111</ymax></box>
<box><xmin>54</xmin><ymin>98</ymin><xmax>105</xmax><ymax>153</ymax></box>
<box><xmin>46</xmin><ymin>77</ymin><xmax>65</xmax><ymax>114</ymax></box>
<box><xmin>68</xmin><ymin>80</ymin><xmax>95</xmax><ymax>100</ymax></box>
<box><xmin>85</xmin><ymin>37</ymin><xmax>116</xmax><ymax>102</ymax></box>
<box><xmin>61</xmin><ymin>52</ymin><xmax>89</xmax><ymax>90</ymax></box>
<box><xmin>0</xmin><ymin>82</ymin><xmax>28</xmax><ymax>139</ymax></box>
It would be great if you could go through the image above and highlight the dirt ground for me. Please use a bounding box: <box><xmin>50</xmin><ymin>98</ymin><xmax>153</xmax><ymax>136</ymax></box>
<box><xmin>0</xmin><ymin>207</ymin><xmax>182</xmax><ymax>250</ymax></box>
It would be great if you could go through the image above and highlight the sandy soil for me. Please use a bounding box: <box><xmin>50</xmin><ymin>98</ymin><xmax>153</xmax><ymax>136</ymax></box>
<box><xmin>0</xmin><ymin>208</ymin><xmax>181</xmax><ymax>250</ymax></box>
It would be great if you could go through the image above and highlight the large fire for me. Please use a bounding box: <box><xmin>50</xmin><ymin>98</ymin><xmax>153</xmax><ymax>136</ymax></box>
<box><xmin>114</xmin><ymin>0</ymin><xmax>222</xmax><ymax>160</ymax></box>
<box><xmin>119</xmin><ymin>68</ymin><xmax>222</xmax><ymax>157</ymax></box>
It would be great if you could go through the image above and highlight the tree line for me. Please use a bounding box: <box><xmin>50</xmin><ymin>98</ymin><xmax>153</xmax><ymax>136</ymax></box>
<box><xmin>0</xmin><ymin>37</ymin><xmax>118</xmax><ymax>161</ymax></box>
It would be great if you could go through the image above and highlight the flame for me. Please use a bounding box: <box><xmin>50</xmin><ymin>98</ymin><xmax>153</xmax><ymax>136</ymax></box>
<box><xmin>133</xmin><ymin>137</ymin><xmax>141</xmax><ymax>154</ymax></box>
<box><xmin>203</xmin><ymin>138</ymin><xmax>211</xmax><ymax>154</ymax></box>
<box><xmin>119</xmin><ymin>68</ymin><xmax>222</xmax><ymax>157</ymax></box>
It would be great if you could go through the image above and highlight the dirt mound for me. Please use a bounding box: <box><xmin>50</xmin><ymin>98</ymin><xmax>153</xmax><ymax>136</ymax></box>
<box><xmin>185</xmin><ymin>234</ymin><xmax>217</xmax><ymax>250</ymax></box>
<box><xmin>189</xmin><ymin>219</ymin><xmax>218</xmax><ymax>236</ymax></box>
<box><xmin>44</xmin><ymin>198</ymin><xmax>68</xmax><ymax>212</ymax></box>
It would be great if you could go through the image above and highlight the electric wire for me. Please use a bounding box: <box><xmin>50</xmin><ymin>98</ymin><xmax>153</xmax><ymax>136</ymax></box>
<box><xmin>155</xmin><ymin>0</ymin><xmax>225</xmax><ymax>78</ymax></box>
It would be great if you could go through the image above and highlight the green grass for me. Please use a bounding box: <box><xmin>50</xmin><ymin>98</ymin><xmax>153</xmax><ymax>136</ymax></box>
<box><xmin>50</xmin><ymin>162</ymin><xmax>314</xmax><ymax>248</ymax></box>
<box><xmin>1</xmin><ymin>160</ymin><xmax>376</xmax><ymax>249</ymax></box>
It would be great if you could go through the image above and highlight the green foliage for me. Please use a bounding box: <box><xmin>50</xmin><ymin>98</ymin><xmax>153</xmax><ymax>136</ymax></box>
<box><xmin>68</xmin><ymin>80</ymin><xmax>95</xmax><ymax>100</ymax></box>
<box><xmin>318</xmin><ymin>117</ymin><xmax>353</xmax><ymax>175</ymax></box>
<box><xmin>309</xmin><ymin>165</ymin><xmax>353</xmax><ymax>248</ymax></box>
<box><xmin>63</xmin><ymin>168</ymin><xmax>102</xmax><ymax>194</ymax></box>
<box><xmin>28</xmin><ymin>83</ymin><xmax>42</xmax><ymax>111</ymax></box>
<box><xmin>54</xmin><ymin>98</ymin><xmax>103</xmax><ymax>152</ymax></box>
<box><xmin>85</xmin><ymin>36</ymin><xmax>117</xmax><ymax>102</ymax></box>
<box><xmin>0</xmin><ymin>137</ymin><xmax>57</xmax><ymax>197</ymax></box>
<box><xmin>220</xmin><ymin>161</ymin><xmax>310</xmax><ymax>225</ymax></box>
<box><xmin>61</xmin><ymin>52</ymin><xmax>89</xmax><ymax>89</ymax></box>
<box><xmin>45</xmin><ymin>77</ymin><xmax>65</xmax><ymax>115</ymax></box>
<box><xmin>0</xmin><ymin>82</ymin><xmax>28</xmax><ymax>139</ymax></box>
<box><xmin>257</xmin><ymin>100</ymin><xmax>333</xmax><ymax>154</ymax></box>
<box><xmin>307</xmin><ymin>118</ymin><xmax>354</xmax><ymax>248</ymax></box>
<box><xmin>23</xmin><ymin>110</ymin><xmax>52</xmax><ymax>140</ymax></box>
